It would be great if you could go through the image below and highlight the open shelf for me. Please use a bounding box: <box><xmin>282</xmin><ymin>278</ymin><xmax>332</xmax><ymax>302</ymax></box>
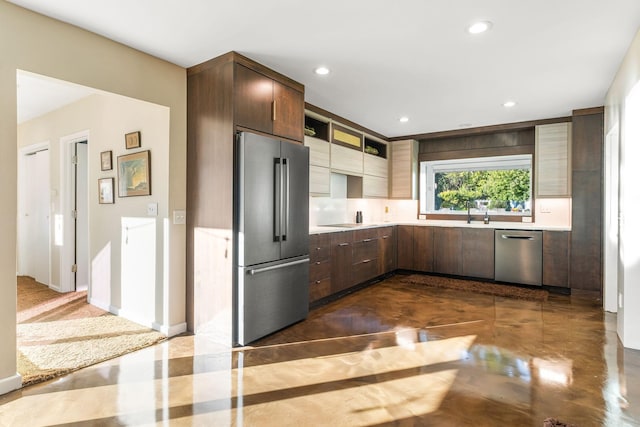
<box><xmin>364</xmin><ymin>137</ymin><xmax>387</xmax><ymax>159</ymax></box>
<box><xmin>304</xmin><ymin>116</ymin><xmax>329</xmax><ymax>141</ymax></box>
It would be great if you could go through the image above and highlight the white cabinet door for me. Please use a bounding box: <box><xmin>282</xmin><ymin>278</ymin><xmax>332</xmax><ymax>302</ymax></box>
<box><xmin>331</xmin><ymin>144</ymin><xmax>363</xmax><ymax>176</ymax></box>
<box><xmin>363</xmin><ymin>175</ymin><xmax>388</xmax><ymax>198</ymax></box>
<box><xmin>364</xmin><ymin>154</ymin><xmax>387</xmax><ymax>178</ymax></box>
<box><xmin>304</xmin><ymin>136</ymin><xmax>330</xmax><ymax>168</ymax></box>
<box><xmin>310</xmin><ymin>165</ymin><xmax>331</xmax><ymax>196</ymax></box>
<box><xmin>535</xmin><ymin>123</ymin><xmax>572</xmax><ymax>197</ymax></box>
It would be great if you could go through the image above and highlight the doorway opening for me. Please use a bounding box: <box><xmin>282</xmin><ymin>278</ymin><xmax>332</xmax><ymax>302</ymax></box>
<box><xmin>17</xmin><ymin>142</ymin><xmax>50</xmax><ymax>286</ymax></box>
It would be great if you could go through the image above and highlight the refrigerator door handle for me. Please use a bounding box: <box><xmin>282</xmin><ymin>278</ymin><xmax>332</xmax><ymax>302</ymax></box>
<box><xmin>282</xmin><ymin>158</ymin><xmax>289</xmax><ymax>241</ymax></box>
<box><xmin>248</xmin><ymin>258</ymin><xmax>309</xmax><ymax>275</ymax></box>
<box><xmin>274</xmin><ymin>158</ymin><xmax>281</xmax><ymax>242</ymax></box>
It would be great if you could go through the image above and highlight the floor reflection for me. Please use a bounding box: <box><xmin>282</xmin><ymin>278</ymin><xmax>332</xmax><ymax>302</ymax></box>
<box><xmin>1</xmin><ymin>275</ymin><xmax>640</xmax><ymax>426</ymax></box>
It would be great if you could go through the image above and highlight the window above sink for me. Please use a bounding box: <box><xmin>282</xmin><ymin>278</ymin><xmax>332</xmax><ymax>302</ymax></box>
<box><xmin>419</xmin><ymin>154</ymin><xmax>533</xmax><ymax>219</ymax></box>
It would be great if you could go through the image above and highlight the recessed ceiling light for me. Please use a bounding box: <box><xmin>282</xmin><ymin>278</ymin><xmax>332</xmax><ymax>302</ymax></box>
<box><xmin>503</xmin><ymin>101</ymin><xmax>516</xmax><ymax>108</ymax></box>
<box><xmin>399</xmin><ymin>116</ymin><xmax>409</xmax><ymax>123</ymax></box>
<box><xmin>467</xmin><ymin>21</ymin><xmax>492</xmax><ymax>34</ymax></box>
<box><xmin>314</xmin><ymin>66</ymin><xmax>330</xmax><ymax>75</ymax></box>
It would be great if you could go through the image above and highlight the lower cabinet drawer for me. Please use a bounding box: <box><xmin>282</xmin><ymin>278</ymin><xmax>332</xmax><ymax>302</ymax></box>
<box><xmin>309</xmin><ymin>277</ymin><xmax>332</xmax><ymax>302</ymax></box>
<box><xmin>352</xmin><ymin>258</ymin><xmax>378</xmax><ymax>285</ymax></box>
<box><xmin>310</xmin><ymin>259</ymin><xmax>331</xmax><ymax>283</ymax></box>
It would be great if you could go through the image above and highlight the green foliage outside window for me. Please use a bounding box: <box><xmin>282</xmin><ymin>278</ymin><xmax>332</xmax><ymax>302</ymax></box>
<box><xmin>435</xmin><ymin>169</ymin><xmax>530</xmax><ymax>211</ymax></box>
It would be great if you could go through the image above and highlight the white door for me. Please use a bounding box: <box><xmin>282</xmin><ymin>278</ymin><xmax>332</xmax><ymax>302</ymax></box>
<box><xmin>19</xmin><ymin>148</ymin><xmax>50</xmax><ymax>284</ymax></box>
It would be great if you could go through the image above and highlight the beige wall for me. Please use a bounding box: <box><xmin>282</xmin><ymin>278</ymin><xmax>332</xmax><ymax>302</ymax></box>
<box><xmin>0</xmin><ymin>2</ymin><xmax>186</xmax><ymax>394</ymax></box>
<box><xmin>605</xmin><ymin>29</ymin><xmax>640</xmax><ymax>349</ymax></box>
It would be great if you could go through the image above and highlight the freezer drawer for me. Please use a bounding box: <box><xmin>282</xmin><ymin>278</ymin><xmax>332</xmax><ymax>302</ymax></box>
<box><xmin>235</xmin><ymin>256</ymin><xmax>309</xmax><ymax>346</ymax></box>
<box><xmin>495</xmin><ymin>230</ymin><xmax>542</xmax><ymax>286</ymax></box>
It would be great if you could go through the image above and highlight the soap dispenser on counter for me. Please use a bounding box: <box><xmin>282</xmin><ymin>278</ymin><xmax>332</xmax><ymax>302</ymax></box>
<box><xmin>355</xmin><ymin>211</ymin><xmax>363</xmax><ymax>224</ymax></box>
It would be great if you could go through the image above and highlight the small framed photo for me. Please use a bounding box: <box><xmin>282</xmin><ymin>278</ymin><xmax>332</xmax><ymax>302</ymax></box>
<box><xmin>100</xmin><ymin>150</ymin><xmax>113</xmax><ymax>171</ymax></box>
<box><xmin>125</xmin><ymin>131</ymin><xmax>141</xmax><ymax>149</ymax></box>
<box><xmin>118</xmin><ymin>150</ymin><xmax>151</xmax><ymax>197</ymax></box>
<box><xmin>98</xmin><ymin>178</ymin><xmax>114</xmax><ymax>204</ymax></box>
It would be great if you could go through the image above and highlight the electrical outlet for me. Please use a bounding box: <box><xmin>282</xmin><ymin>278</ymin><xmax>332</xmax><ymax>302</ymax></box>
<box><xmin>173</xmin><ymin>210</ymin><xmax>186</xmax><ymax>225</ymax></box>
<box><xmin>147</xmin><ymin>202</ymin><xmax>158</xmax><ymax>216</ymax></box>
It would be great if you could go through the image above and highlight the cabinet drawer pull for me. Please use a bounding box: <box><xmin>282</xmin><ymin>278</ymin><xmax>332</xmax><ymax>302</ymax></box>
<box><xmin>363</xmin><ymin>238</ymin><xmax>373</xmax><ymax>242</ymax></box>
<box><xmin>315</xmin><ymin>280</ymin><xmax>321</xmax><ymax>284</ymax></box>
<box><xmin>315</xmin><ymin>261</ymin><xmax>321</xmax><ymax>265</ymax></box>
<box><xmin>363</xmin><ymin>259</ymin><xmax>371</xmax><ymax>263</ymax></box>
<box><xmin>272</xmin><ymin>100</ymin><xmax>277</xmax><ymax>121</ymax></box>
<box><xmin>316</xmin><ymin>247</ymin><xmax>322</xmax><ymax>250</ymax></box>
<box><xmin>382</xmin><ymin>235</ymin><xmax>389</xmax><ymax>239</ymax></box>
<box><xmin>339</xmin><ymin>242</ymin><xmax>350</xmax><ymax>247</ymax></box>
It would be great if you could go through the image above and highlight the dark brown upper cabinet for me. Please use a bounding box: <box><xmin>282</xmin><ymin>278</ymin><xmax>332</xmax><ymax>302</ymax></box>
<box><xmin>234</xmin><ymin>63</ymin><xmax>304</xmax><ymax>142</ymax></box>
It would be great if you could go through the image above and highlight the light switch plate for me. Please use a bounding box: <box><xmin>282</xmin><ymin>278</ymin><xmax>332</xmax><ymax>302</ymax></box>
<box><xmin>147</xmin><ymin>202</ymin><xmax>158</xmax><ymax>216</ymax></box>
<box><xmin>173</xmin><ymin>210</ymin><xmax>186</xmax><ymax>224</ymax></box>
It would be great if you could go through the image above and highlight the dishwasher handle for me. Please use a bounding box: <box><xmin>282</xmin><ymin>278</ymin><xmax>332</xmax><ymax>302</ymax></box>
<box><xmin>501</xmin><ymin>235</ymin><xmax>535</xmax><ymax>240</ymax></box>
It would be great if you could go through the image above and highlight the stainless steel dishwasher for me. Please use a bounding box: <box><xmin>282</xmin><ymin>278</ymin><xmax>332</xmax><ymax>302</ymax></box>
<box><xmin>494</xmin><ymin>230</ymin><xmax>542</xmax><ymax>286</ymax></box>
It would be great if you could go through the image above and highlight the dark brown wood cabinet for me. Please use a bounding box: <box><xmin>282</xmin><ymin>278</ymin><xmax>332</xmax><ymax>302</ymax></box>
<box><xmin>396</xmin><ymin>225</ymin><xmax>414</xmax><ymax>270</ymax></box>
<box><xmin>234</xmin><ymin>64</ymin><xmax>304</xmax><ymax>142</ymax></box>
<box><xmin>352</xmin><ymin>228</ymin><xmax>379</xmax><ymax>285</ymax></box>
<box><xmin>273</xmin><ymin>81</ymin><xmax>304</xmax><ymax>141</ymax></box>
<box><xmin>570</xmin><ymin>108</ymin><xmax>603</xmax><ymax>293</ymax></box>
<box><xmin>330</xmin><ymin>231</ymin><xmax>354</xmax><ymax>293</ymax></box>
<box><xmin>543</xmin><ymin>230</ymin><xmax>570</xmax><ymax>288</ymax></box>
<box><xmin>461</xmin><ymin>228</ymin><xmax>494</xmax><ymax>279</ymax></box>
<box><xmin>434</xmin><ymin>227</ymin><xmax>462</xmax><ymax>275</ymax></box>
<box><xmin>186</xmin><ymin>51</ymin><xmax>305</xmax><ymax>331</ymax></box>
<box><xmin>414</xmin><ymin>226</ymin><xmax>434</xmax><ymax>272</ymax></box>
<box><xmin>378</xmin><ymin>226</ymin><xmax>397</xmax><ymax>274</ymax></box>
<box><xmin>309</xmin><ymin>233</ymin><xmax>332</xmax><ymax>303</ymax></box>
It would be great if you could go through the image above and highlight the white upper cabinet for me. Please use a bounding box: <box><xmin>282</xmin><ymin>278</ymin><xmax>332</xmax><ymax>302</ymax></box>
<box><xmin>330</xmin><ymin>143</ymin><xmax>364</xmax><ymax>176</ymax></box>
<box><xmin>535</xmin><ymin>123</ymin><xmax>572</xmax><ymax>197</ymax></box>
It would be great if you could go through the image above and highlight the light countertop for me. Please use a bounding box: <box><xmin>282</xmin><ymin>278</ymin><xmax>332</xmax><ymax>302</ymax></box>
<box><xmin>310</xmin><ymin>219</ymin><xmax>571</xmax><ymax>234</ymax></box>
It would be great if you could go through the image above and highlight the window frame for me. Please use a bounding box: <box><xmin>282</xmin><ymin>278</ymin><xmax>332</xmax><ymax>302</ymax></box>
<box><xmin>419</xmin><ymin>154</ymin><xmax>534</xmax><ymax>221</ymax></box>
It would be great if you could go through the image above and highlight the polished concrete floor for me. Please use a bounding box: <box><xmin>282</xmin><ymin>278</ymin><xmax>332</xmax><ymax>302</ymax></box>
<box><xmin>1</xmin><ymin>274</ymin><xmax>640</xmax><ymax>426</ymax></box>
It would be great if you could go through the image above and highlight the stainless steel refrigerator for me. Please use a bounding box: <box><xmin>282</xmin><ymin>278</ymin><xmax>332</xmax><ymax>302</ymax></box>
<box><xmin>234</xmin><ymin>131</ymin><xmax>310</xmax><ymax>346</ymax></box>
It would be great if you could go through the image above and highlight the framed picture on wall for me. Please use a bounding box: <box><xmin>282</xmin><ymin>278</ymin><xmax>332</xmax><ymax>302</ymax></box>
<box><xmin>117</xmin><ymin>150</ymin><xmax>151</xmax><ymax>197</ymax></box>
<box><xmin>125</xmin><ymin>131</ymin><xmax>141</xmax><ymax>149</ymax></box>
<box><xmin>100</xmin><ymin>150</ymin><xmax>113</xmax><ymax>171</ymax></box>
<box><xmin>98</xmin><ymin>178</ymin><xmax>114</xmax><ymax>204</ymax></box>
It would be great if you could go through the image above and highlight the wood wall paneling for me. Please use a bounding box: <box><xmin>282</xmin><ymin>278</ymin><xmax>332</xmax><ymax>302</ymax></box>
<box><xmin>418</xmin><ymin>129</ymin><xmax>535</xmax><ymax>162</ymax></box>
<box><xmin>570</xmin><ymin>111</ymin><xmax>603</xmax><ymax>293</ymax></box>
<box><xmin>186</xmin><ymin>56</ymin><xmax>235</xmax><ymax>332</ymax></box>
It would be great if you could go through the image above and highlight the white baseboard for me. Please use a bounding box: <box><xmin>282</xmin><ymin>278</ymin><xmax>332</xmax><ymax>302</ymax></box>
<box><xmin>153</xmin><ymin>322</ymin><xmax>187</xmax><ymax>337</ymax></box>
<box><xmin>88</xmin><ymin>298</ymin><xmax>110</xmax><ymax>312</ymax></box>
<box><xmin>0</xmin><ymin>373</ymin><xmax>22</xmax><ymax>395</ymax></box>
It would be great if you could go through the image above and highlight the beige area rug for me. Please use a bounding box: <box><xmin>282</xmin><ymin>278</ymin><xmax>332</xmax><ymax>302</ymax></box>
<box><xmin>17</xmin><ymin>276</ymin><xmax>165</xmax><ymax>386</ymax></box>
<box><xmin>399</xmin><ymin>274</ymin><xmax>549</xmax><ymax>302</ymax></box>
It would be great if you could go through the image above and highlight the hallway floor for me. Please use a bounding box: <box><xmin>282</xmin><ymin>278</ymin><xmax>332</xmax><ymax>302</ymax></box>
<box><xmin>1</xmin><ymin>275</ymin><xmax>640</xmax><ymax>426</ymax></box>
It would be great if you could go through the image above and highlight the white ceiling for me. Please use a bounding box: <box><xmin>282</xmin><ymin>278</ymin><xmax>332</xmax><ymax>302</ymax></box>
<box><xmin>17</xmin><ymin>72</ymin><xmax>97</xmax><ymax>124</ymax></box>
<box><xmin>11</xmin><ymin>0</ymin><xmax>640</xmax><ymax>137</ymax></box>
